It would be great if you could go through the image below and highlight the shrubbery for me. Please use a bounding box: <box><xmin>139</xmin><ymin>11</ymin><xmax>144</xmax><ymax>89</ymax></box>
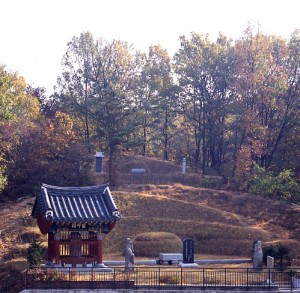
<box><xmin>263</xmin><ymin>244</ymin><xmax>292</xmax><ymax>270</ymax></box>
<box><xmin>27</xmin><ymin>240</ymin><xmax>44</xmax><ymax>268</ymax></box>
<box><xmin>133</xmin><ymin>232</ymin><xmax>182</xmax><ymax>257</ymax></box>
<box><xmin>248</xmin><ymin>164</ymin><xmax>300</xmax><ymax>203</ymax></box>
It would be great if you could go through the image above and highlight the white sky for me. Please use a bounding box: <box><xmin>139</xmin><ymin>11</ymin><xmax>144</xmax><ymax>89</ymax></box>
<box><xmin>1</xmin><ymin>0</ymin><xmax>300</xmax><ymax>94</ymax></box>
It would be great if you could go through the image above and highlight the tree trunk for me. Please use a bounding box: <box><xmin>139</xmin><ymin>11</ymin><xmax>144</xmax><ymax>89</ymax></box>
<box><xmin>142</xmin><ymin>117</ymin><xmax>147</xmax><ymax>156</ymax></box>
<box><xmin>201</xmin><ymin>105</ymin><xmax>207</xmax><ymax>174</ymax></box>
<box><xmin>163</xmin><ymin>112</ymin><xmax>169</xmax><ymax>161</ymax></box>
<box><xmin>108</xmin><ymin>144</ymin><xmax>116</xmax><ymax>186</ymax></box>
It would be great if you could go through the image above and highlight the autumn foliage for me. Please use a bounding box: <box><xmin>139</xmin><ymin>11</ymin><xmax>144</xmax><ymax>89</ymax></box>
<box><xmin>0</xmin><ymin>66</ymin><xmax>93</xmax><ymax>198</ymax></box>
<box><xmin>1</xmin><ymin>25</ymin><xmax>300</xmax><ymax>202</ymax></box>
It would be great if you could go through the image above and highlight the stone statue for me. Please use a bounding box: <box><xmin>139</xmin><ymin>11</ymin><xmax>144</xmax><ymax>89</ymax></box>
<box><xmin>125</xmin><ymin>238</ymin><xmax>134</xmax><ymax>271</ymax></box>
<box><xmin>253</xmin><ymin>240</ymin><xmax>263</xmax><ymax>270</ymax></box>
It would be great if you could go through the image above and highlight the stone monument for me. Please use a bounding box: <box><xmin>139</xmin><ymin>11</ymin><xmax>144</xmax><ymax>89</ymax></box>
<box><xmin>253</xmin><ymin>240</ymin><xmax>263</xmax><ymax>270</ymax></box>
<box><xmin>125</xmin><ymin>238</ymin><xmax>134</xmax><ymax>271</ymax></box>
<box><xmin>267</xmin><ymin>256</ymin><xmax>274</xmax><ymax>269</ymax></box>
<box><xmin>183</xmin><ymin>238</ymin><xmax>194</xmax><ymax>263</ymax></box>
<box><xmin>95</xmin><ymin>151</ymin><xmax>104</xmax><ymax>173</ymax></box>
<box><xmin>182</xmin><ymin>158</ymin><xmax>186</xmax><ymax>174</ymax></box>
<box><xmin>178</xmin><ymin>238</ymin><xmax>198</xmax><ymax>268</ymax></box>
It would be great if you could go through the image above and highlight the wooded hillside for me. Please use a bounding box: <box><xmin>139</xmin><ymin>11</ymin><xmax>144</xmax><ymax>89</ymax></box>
<box><xmin>1</xmin><ymin>26</ymin><xmax>300</xmax><ymax>203</ymax></box>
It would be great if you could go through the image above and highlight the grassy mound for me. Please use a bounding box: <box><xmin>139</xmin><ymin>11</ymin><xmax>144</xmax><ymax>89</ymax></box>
<box><xmin>117</xmin><ymin>155</ymin><xmax>182</xmax><ymax>174</ymax></box>
<box><xmin>104</xmin><ymin>185</ymin><xmax>300</xmax><ymax>263</ymax></box>
<box><xmin>133</xmin><ymin>232</ymin><xmax>182</xmax><ymax>257</ymax></box>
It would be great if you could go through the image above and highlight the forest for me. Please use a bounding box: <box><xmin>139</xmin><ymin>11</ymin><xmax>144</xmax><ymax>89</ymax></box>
<box><xmin>0</xmin><ymin>25</ymin><xmax>299</xmax><ymax>203</ymax></box>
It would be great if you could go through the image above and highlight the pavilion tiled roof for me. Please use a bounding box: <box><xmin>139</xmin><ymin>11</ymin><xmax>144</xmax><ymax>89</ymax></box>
<box><xmin>32</xmin><ymin>183</ymin><xmax>121</xmax><ymax>224</ymax></box>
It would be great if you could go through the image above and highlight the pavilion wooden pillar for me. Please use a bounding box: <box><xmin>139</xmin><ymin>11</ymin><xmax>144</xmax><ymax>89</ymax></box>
<box><xmin>96</xmin><ymin>232</ymin><xmax>103</xmax><ymax>264</ymax></box>
<box><xmin>47</xmin><ymin>233</ymin><xmax>54</xmax><ymax>262</ymax></box>
<box><xmin>54</xmin><ymin>231</ymin><xmax>60</xmax><ymax>264</ymax></box>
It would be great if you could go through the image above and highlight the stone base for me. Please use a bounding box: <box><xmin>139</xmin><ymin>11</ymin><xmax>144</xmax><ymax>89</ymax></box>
<box><xmin>44</xmin><ymin>261</ymin><xmax>62</xmax><ymax>267</ymax></box>
<box><xmin>94</xmin><ymin>263</ymin><xmax>113</xmax><ymax>272</ymax></box>
<box><xmin>43</xmin><ymin>261</ymin><xmax>113</xmax><ymax>271</ymax></box>
<box><xmin>178</xmin><ymin>262</ymin><xmax>199</xmax><ymax>268</ymax></box>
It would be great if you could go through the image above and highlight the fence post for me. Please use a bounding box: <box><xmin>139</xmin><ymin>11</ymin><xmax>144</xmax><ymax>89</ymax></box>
<box><xmin>68</xmin><ymin>268</ymin><xmax>71</xmax><ymax>289</ymax></box>
<box><xmin>158</xmin><ymin>267</ymin><xmax>161</xmax><ymax>289</ymax></box>
<box><xmin>225</xmin><ymin>268</ymin><xmax>227</xmax><ymax>289</ymax></box>
<box><xmin>113</xmin><ymin>267</ymin><xmax>116</xmax><ymax>289</ymax></box>
<box><xmin>268</xmin><ymin>268</ymin><xmax>271</xmax><ymax>291</ymax></box>
<box><xmin>246</xmin><ymin>268</ymin><xmax>249</xmax><ymax>290</ymax></box>
<box><xmin>134</xmin><ymin>267</ymin><xmax>137</xmax><ymax>288</ymax></box>
<box><xmin>202</xmin><ymin>268</ymin><xmax>205</xmax><ymax>290</ymax></box>
<box><xmin>180</xmin><ymin>267</ymin><xmax>183</xmax><ymax>290</ymax></box>
<box><xmin>93</xmin><ymin>267</ymin><xmax>95</xmax><ymax>290</ymax></box>
<box><xmin>290</xmin><ymin>269</ymin><xmax>293</xmax><ymax>292</ymax></box>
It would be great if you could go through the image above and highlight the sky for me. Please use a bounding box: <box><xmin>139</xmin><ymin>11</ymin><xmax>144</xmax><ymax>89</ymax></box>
<box><xmin>1</xmin><ymin>0</ymin><xmax>300</xmax><ymax>94</ymax></box>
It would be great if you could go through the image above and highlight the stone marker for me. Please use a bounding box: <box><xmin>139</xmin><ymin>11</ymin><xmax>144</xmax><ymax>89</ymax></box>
<box><xmin>253</xmin><ymin>240</ymin><xmax>263</xmax><ymax>270</ymax></box>
<box><xmin>182</xmin><ymin>158</ymin><xmax>186</xmax><ymax>174</ymax></box>
<box><xmin>131</xmin><ymin>168</ymin><xmax>145</xmax><ymax>173</ymax></box>
<box><xmin>183</xmin><ymin>238</ymin><xmax>194</xmax><ymax>263</ymax></box>
<box><xmin>267</xmin><ymin>256</ymin><xmax>274</xmax><ymax>269</ymax></box>
<box><xmin>125</xmin><ymin>238</ymin><xmax>134</xmax><ymax>271</ymax></box>
<box><xmin>178</xmin><ymin>238</ymin><xmax>198</xmax><ymax>268</ymax></box>
<box><xmin>94</xmin><ymin>151</ymin><xmax>104</xmax><ymax>173</ymax></box>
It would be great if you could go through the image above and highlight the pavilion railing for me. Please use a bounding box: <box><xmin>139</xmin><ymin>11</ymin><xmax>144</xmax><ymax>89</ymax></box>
<box><xmin>15</xmin><ymin>266</ymin><xmax>300</xmax><ymax>291</ymax></box>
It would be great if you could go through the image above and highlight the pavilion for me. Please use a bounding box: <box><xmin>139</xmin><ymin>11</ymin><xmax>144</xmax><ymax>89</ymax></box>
<box><xmin>32</xmin><ymin>183</ymin><xmax>121</xmax><ymax>267</ymax></box>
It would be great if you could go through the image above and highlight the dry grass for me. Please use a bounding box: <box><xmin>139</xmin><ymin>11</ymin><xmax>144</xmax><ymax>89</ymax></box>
<box><xmin>133</xmin><ymin>232</ymin><xmax>182</xmax><ymax>257</ymax></box>
<box><xmin>116</xmin><ymin>155</ymin><xmax>182</xmax><ymax>174</ymax></box>
<box><xmin>106</xmin><ymin>184</ymin><xmax>300</xmax><ymax>261</ymax></box>
<box><xmin>113</xmin><ymin>155</ymin><xmax>223</xmax><ymax>188</ymax></box>
<box><xmin>0</xmin><ymin>197</ymin><xmax>47</xmax><ymax>278</ymax></box>
<box><xmin>1</xmin><ymin>156</ymin><xmax>300</xmax><ymax>278</ymax></box>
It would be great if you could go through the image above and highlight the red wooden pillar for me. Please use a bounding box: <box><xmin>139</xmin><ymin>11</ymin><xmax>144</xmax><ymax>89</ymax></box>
<box><xmin>47</xmin><ymin>233</ymin><xmax>54</xmax><ymax>262</ymax></box>
<box><xmin>54</xmin><ymin>231</ymin><xmax>60</xmax><ymax>264</ymax></box>
<box><xmin>96</xmin><ymin>232</ymin><xmax>103</xmax><ymax>264</ymax></box>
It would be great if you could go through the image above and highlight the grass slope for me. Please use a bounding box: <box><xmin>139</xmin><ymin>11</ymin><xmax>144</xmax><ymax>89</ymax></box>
<box><xmin>0</xmin><ymin>161</ymin><xmax>299</xmax><ymax>277</ymax></box>
<box><xmin>105</xmin><ymin>184</ymin><xmax>300</xmax><ymax>261</ymax></box>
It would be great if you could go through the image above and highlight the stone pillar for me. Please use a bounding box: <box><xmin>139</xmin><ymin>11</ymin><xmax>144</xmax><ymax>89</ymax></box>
<box><xmin>179</xmin><ymin>238</ymin><xmax>198</xmax><ymax>268</ymax></box>
<box><xmin>95</xmin><ymin>151</ymin><xmax>104</xmax><ymax>173</ymax></box>
<box><xmin>54</xmin><ymin>231</ymin><xmax>60</xmax><ymax>264</ymax></box>
<box><xmin>253</xmin><ymin>240</ymin><xmax>263</xmax><ymax>270</ymax></box>
<box><xmin>183</xmin><ymin>238</ymin><xmax>194</xmax><ymax>263</ymax></box>
<box><xmin>96</xmin><ymin>232</ymin><xmax>103</xmax><ymax>264</ymax></box>
<box><xmin>125</xmin><ymin>238</ymin><xmax>134</xmax><ymax>271</ymax></box>
<box><xmin>182</xmin><ymin>158</ymin><xmax>186</xmax><ymax>174</ymax></box>
<box><xmin>267</xmin><ymin>256</ymin><xmax>275</xmax><ymax>269</ymax></box>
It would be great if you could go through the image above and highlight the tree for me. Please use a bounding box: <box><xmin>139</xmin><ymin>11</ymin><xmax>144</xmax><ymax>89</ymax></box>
<box><xmin>233</xmin><ymin>26</ymin><xmax>300</xmax><ymax>187</ymax></box>
<box><xmin>263</xmin><ymin>244</ymin><xmax>292</xmax><ymax>270</ymax></box>
<box><xmin>0</xmin><ymin>65</ymin><xmax>39</xmax><ymax>122</ymax></box>
<box><xmin>56</xmin><ymin>32</ymin><xmax>142</xmax><ymax>183</ymax></box>
<box><xmin>137</xmin><ymin>45</ymin><xmax>176</xmax><ymax>160</ymax></box>
<box><xmin>27</xmin><ymin>239</ymin><xmax>44</xmax><ymax>267</ymax></box>
<box><xmin>270</xmin><ymin>29</ymin><xmax>300</xmax><ymax>173</ymax></box>
<box><xmin>3</xmin><ymin>112</ymin><xmax>93</xmax><ymax>198</ymax></box>
<box><xmin>248</xmin><ymin>164</ymin><xmax>300</xmax><ymax>203</ymax></box>
<box><xmin>56</xmin><ymin>32</ymin><xmax>97</xmax><ymax>150</ymax></box>
<box><xmin>174</xmin><ymin>33</ymin><xmax>236</xmax><ymax>173</ymax></box>
<box><xmin>0</xmin><ymin>65</ymin><xmax>40</xmax><ymax>193</ymax></box>
<box><xmin>92</xmin><ymin>39</ymin><xmax>141</xmax><ymax>182</ymax></box>
<box><xmin>27</xmin><ymin>85</ymin><xmax>57</xmax><ymax>118</ymax></box>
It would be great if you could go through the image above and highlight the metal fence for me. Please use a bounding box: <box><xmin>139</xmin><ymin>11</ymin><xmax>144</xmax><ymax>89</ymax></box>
<box><xmin>1</xmin><ymin>267</ymin><xmax>300</xmax><ymax>292</ymax></box>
